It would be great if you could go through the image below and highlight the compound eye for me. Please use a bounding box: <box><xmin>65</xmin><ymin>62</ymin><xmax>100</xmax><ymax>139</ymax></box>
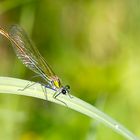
<box><xmin>62</xmin><ymin>89</ymin><xmax>66</xmax><ymax>94</ymax></box>
<box><xmin>66</xmin><ymin>85</ymin><xmax>70</xmax><ymax>89</ymax></box>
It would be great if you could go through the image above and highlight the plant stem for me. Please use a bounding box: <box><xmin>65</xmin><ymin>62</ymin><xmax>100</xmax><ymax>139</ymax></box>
<box><xmin>0</xmin><ymin>77</ymin><xmax>139</xmax><ymax>140</ymax></box>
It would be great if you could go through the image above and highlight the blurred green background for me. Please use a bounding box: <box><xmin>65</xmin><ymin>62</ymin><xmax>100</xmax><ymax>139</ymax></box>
<box><xmin>0</xmin><ymin>0</ymin><xmax>140</xmax><ymax>140</ymax></box>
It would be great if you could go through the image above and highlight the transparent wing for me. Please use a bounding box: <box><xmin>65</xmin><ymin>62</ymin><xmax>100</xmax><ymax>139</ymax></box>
<box><xmin>7</xmin><ymin>25</ymin><xmax>55</xmax><ymax>81</ymax></box>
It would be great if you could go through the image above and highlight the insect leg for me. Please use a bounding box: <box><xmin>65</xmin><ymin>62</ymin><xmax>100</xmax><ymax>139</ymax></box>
<box><xmin>67</xmin><ymin>93</ymin><xmax>73</xmax><ymax>99</ymax></box>
<box><xmin>18</xmin><ymin>82</ymin><xmax>37</xmax><ymax>91</ymax></box>
<box><xmin>41</xmin><ymin>85</ymin><xmax>48</xmax><ymax>101</ymax></box>
<box><xmin>53</xmin><ymin>91</ymin><xmax>68</xmax><ymax>107</ymax></box>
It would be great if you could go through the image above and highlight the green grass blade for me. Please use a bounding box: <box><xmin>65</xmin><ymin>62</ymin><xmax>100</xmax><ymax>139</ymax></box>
<box><xmin>0</xmin><ymin>77</ymin><xmax>139</xmax><ymax>140</ymax></box>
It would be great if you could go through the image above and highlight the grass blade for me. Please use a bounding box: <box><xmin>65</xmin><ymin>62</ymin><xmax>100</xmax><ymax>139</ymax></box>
<box><xmin>0</xmin><ymin>77</ymin><xmax>139</xmax><ymax>140</ymax></box>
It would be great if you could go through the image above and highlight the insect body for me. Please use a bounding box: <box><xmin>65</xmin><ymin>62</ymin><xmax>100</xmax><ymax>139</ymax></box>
<box><xmin>0</xmin><ymin>25</ymin><xmax>70</xmax><ymax>101</ymax></box>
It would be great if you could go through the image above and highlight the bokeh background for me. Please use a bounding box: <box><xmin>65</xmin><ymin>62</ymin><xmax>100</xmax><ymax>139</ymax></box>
<box><xmin>0</xmin><ymin>0</ymin><xmax>140</xmax><ymax>140</ymax></box>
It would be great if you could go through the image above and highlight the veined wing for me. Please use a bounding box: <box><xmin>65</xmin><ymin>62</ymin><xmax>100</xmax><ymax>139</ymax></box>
<box><xmin>0</xmin><ymin>25</ymin><xmax>56</xmax><ymax>82</ymax></box>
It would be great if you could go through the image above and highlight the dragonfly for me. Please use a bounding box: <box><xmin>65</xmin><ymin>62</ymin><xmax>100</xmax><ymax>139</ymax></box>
<box><xmin>0</xmin><ymin>25</ymin><xmax>70</xmax><ymax>104</ymax></box>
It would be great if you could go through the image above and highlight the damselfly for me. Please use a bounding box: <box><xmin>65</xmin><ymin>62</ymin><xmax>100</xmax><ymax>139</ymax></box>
<box><xmin>0</xmin><ymin>25</ymin><xmax>70</xmax><ymax>104</ymax></box>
